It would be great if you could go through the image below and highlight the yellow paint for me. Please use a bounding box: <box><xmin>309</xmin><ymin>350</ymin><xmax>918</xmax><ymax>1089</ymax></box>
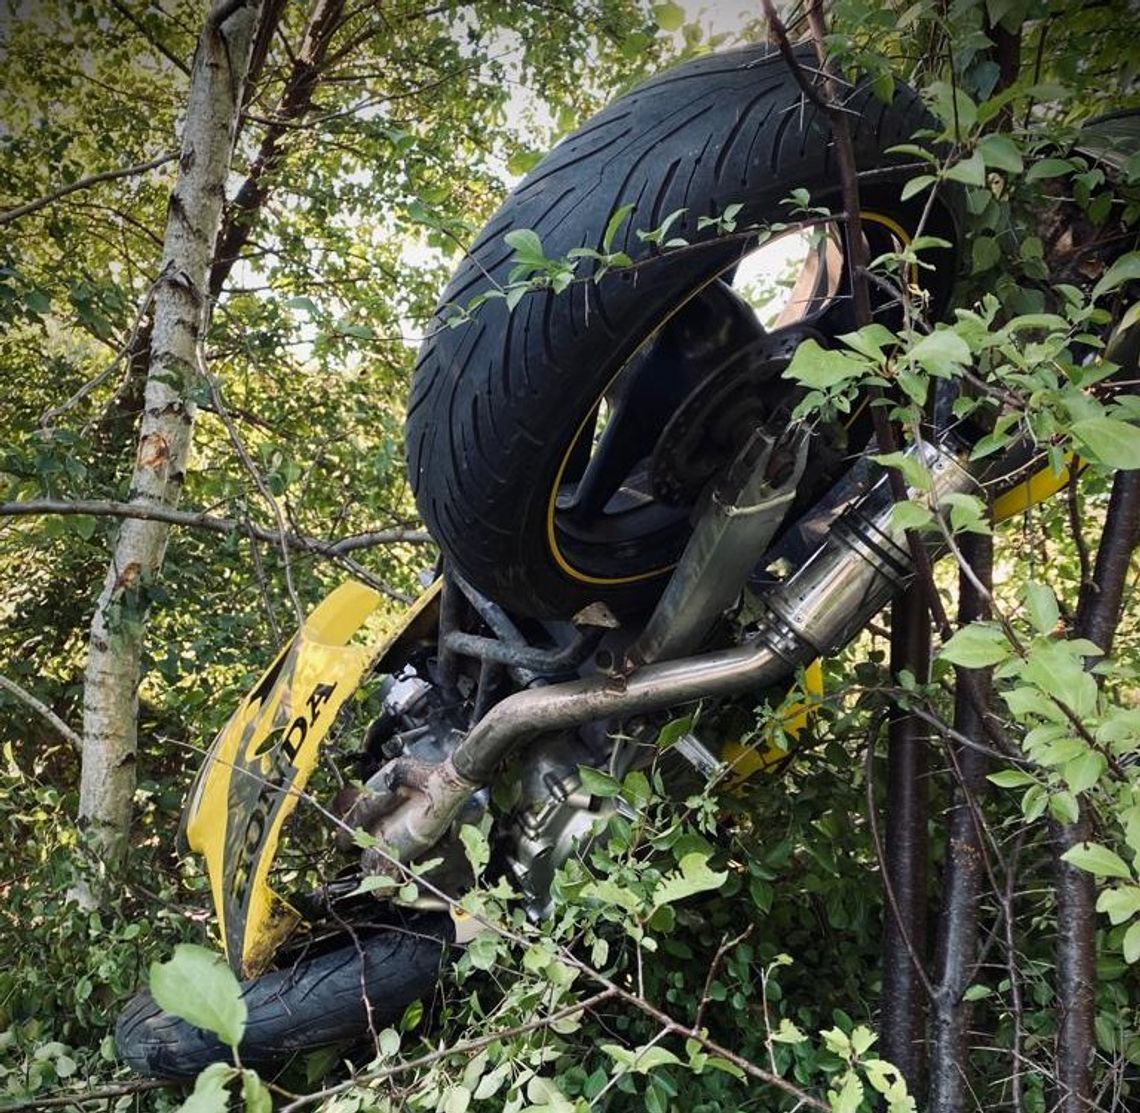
<box><xmin>721</xmin><ymin>658</ymin><xmax>825</xmax><ymax>781</ymax></box>
<box><xmin>185</xmin><ymin>580</ymin><xmax>446</xmax><ymax>975</ymax></box>
<box><xmin>992</xmin><ymin>456</ymin><xmax>1077</xmax><ymax>522</ymax></box>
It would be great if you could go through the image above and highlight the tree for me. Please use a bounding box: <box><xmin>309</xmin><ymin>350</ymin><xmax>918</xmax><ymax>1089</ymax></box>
<box><xmin>75</xmin><ymin>0</ymin><xmax>267</xmax><ymax>902</ymax></box>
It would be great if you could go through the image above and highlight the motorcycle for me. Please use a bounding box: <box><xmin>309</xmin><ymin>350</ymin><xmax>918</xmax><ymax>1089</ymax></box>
<box><xmin>116</xmin><ymin>42</ymin><xmax>1139</xmax><ymax>1078</ymax></box>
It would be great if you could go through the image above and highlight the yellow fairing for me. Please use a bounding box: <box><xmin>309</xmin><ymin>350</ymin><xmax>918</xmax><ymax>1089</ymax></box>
<box><xmin>992</xmin><ymin>456</ymin><xmax>1077</xmax><ymax>522</ymax></box>
<box><xmin>721</xmin><ymin>658</ymin><xmax>824</xmax><ymax>780</ymax></box>
<box><xmin>183</xmin><ymin>581</ymin><xmax>443</xmax><ymax>977</ymax></box>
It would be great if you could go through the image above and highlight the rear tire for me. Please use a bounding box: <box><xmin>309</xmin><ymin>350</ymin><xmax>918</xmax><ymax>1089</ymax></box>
<box><xmin>116</xmin><ymin>917</ymin><xmax>451</xmax><ymax>1079</ymax></box>
<box><xmin>407</xmin><ymin>43</ymin><xmax>958</xmax><ymax>619</ymax></box>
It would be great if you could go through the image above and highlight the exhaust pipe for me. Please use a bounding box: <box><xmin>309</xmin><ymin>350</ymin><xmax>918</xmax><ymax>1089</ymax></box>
<box><xmin>370</xmin><ymin>438</ymin><xmax>976</xmax><ymax>863</ymax></box>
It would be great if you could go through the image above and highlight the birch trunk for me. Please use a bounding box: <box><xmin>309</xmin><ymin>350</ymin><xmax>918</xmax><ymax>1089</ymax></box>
<box><xmin>75</xmin><ymin>0</ymin><xmax>264</xmax><ymax>904</ymax></box>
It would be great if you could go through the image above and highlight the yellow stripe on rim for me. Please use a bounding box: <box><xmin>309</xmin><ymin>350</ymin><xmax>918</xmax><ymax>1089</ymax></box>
<box><xmin>546</xmin><ymin>211</ymin><xmax>917</xmax><ymax>586</ymax></box>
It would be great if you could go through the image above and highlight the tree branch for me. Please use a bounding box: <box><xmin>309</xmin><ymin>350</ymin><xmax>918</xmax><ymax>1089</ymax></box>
<box><xmin>1054</xmin><ymin>470</ymin><xmax>1140</xmax><ymax>1111</ymax></box>
<box><xmin>0</xmin><ymin>499</ymin><xmax>431</xmax><ymax>578</ymax></box>
<box><xmin>107</xmin><ymin>0</ymin><xmax>191</xmax><ymax>76</ymax></box>
<box><xmin>210</xmin><ymin>0</ymin><xmax>347</xmax><ymax>297</ymax></box>
<box><xmin>0</xmin><ymin>674</ymin><xmax>82</xmax><ymax>751</ymax></box>
<box><xmin>0</xmin><ymin>153</ymin><xmax>178</xmax><ymax>228</ymax></box>
<box><xmin>929</xmin><ymin>531</ymin><xmax>994</xmax><ymax>1111</ymax></box>
<box><xmin>0</xmin><ymin>1080</ymin><xmax>171</xmax><ymax>1112</ymax></box>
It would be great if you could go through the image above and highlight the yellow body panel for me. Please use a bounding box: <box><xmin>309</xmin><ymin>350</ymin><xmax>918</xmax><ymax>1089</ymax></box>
<box><xmin>721</xmin><ymin>658</ymin><xmax>825</xmax><ymax>779</ymax></box>
<box><xmin>184</xmin><ymin>581</ymin><xmax>446</xmax><ymax>976</ymax></box>
<box><xmin>992</xmin><ymin>457</ymin><xmax>1076</xmax><ymax>522</ymax></box>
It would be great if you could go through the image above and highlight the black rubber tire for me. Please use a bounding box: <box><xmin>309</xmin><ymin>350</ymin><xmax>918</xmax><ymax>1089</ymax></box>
<box><xmin>407</xmin><ymin>42</ymin><xmax>958</xmax><ymax>619</ymax></box>
<box><xmin>116</xmin><ymin>918</ymin><xmax>451</xmax><ymax>1079</ymax></box>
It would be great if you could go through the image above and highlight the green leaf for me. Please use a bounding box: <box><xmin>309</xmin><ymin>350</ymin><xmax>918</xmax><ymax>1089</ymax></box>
<box><xmin>149</xmin><ymin>945</ymin><xmax>246</xmax><ymax>1050</ymax></box>
<box><xmin>963</xmin><ymin>984</ymin><xmax>992</xmax><ymax>1001</ymax></box>
<box><xmin>900</xmin><ymin>175</ymin><xmax>936</xmax><ymax>201</ymax></box>
<box><xmin>873</xmin><ymin>451</ymin><xmax>932</xmax><ymax>492</ymax></box>
<box><xmin>442</xmin><ymin>1085</ymin><xmax>471</xmax><ymax>1113</ymax></box>
<box><xmin>241</xmin><ymin>1071</ymin><xmax>271</xmax><ymax>1113</ymax></box>
<box><xmin>829</xmin><ymin>1069</ymin><xmax>865</xmax><ymax>1113</ymax></box>
<box><xmin>784</xmin><ymin>340</ymin><xmax>868</xmax><ymax>389</ymax></box>
<box><xmin>939</xmin><ymin>623</ymin><xmax>1012</xmax><ymax>668</ymax></box>
<box><xmin>1092</xmin><ymin>252</ymin><xmax>1140</xmax><ymax>301</ymax></box>
<box><xmin>1061</xmin><ymin>842</ymin><xmax>1133</xmax><ymax>881</ymax></box>
<box><xmin>971</xmin><ymin>236</ymin><xmax>1001</xmax><ymax>273</ymax></box>
<box><xmin>24</xmin><ymin>290</ymin><xmax>52</xmax><ymax>315</ymax></box>
<box><xmin>987</xmin><ymin>769</ymin><xmax>1037</xmax><ymax>788</ymax></box>
<box><xmin>890</xmin><ymin>500</ymin><xmax>934</xmax><ymax>532</ymax></box>
<box><xmin>945</xmin><ymin>152</ymin><xmax>986</xmax><ymax>187</ymax></box>
<box><xmin>504</xmin><ymin>228</ymin><xmax>545</xmax><ymax>263</ymax></box>
<box><xmin>868</xmin><ymin>70</ymin><xmax>894</xmax><ymax>104</ymax></box>
<box><xmin>1124</xmin><ymin>920</ymin><xmax>1140</xmax><ymax>964</ymax></box>
<box><xmin>176</xmin><ymin>1065</ymin><xmax>236</xmax><ymax>1113</ymax></box>
<box><xmin>506</xmin><ymin>148</ymin><xmax>543</xmax><ymax>177</ymax></box>
<box><xmin>653</xmin><ymin>1</ymin><xmax>684</xmax><ymax>31</ymax></box>
<box><xmin>379</xmin><ymin>1028</ymin><xmax>400</xmax><ymax>1058</ymax></box>
<box><xmin>1070</xmin><ymin>417</ymin><xmax>1140</xmax><ymax>469</ymax></box>
<box><xmin>909</xmin><ymin>328</ymin><xmax>971</xmax><ymax>376</ymax></box>
<box><xmin>337</xmin><ymin>321</ymin><xmax>375</xmax><ymax>339</ymax></box>
<box><xmin>1026</xmin><ymin>157</ymin><xmax>1075</xmax><ymax>182</ymax></box>
<box><xmin>770</xmin><ymin>1018</ymin><xmax>808</xmax><ymax>1044</ymax></box>
<box><xmin>1023</xmin><ymin>582</ymin><xmax>1059</xmax><ymax>635</ymax></box>
<box><xmin>602</xmin><ymin>203</ymin><xmax>635</xmax><ymax>252</ymax></box>
<box><xmin>458</xmin><ymin>823</ymin><xmax>489</xmax><ymax>878</ymax></box>
<box><xmin>1049</xmin><ymin>791</ymin><xmax>1080</xmax><ymax>825</ymax></box>
<box><xmin>839</xmin><ymin>323</ymin><xmax>896</xmax><ymax>361</ymax></box>
<box><xmin>1063</xmin><ymin>750</ymin><xmax>1106</xmax><ymax>794</ymax></box>
<box><xmin>633</xmin><ymin>1046</ymin><xmax>682</xmax><ymax>1073</ymax></box>
<box><xmin>578</xmin><ymin>764</ymin><xmax>622</xmax><ymax>797</ymax></box>
<box><xmin>927</xmin><ymin>81</ymin><xmax>977</xmax><ymax>134</ymax></box>
<box><xmin>1096</xmin><ymin>885</ymin><xmax>1140</xmax><ymax>926</ymax></box>
<box><xmin>978</xmin><ymin>133</ymin><xmax>1024</xmax><ymax>173</ymax></box>
<box><xmin>651</xmin><ymin>851</ymin><xmax>728</xmax><ymax>910</ymax></box>
<box><xmin>70</xmin><ymin>514</ymin><xmax>97</xmax><ymax>541</ymax></box>
<box><xmin>465</xmin><ymin>931</ymin><xmax>500</xmax><ymax>971</ymax></box>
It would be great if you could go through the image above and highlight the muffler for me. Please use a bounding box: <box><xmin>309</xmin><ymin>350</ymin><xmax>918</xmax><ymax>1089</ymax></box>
<box><xmin>367</xmin><ymin>436</ymin><xmax>977</xmax><ymax>864</ymax></box>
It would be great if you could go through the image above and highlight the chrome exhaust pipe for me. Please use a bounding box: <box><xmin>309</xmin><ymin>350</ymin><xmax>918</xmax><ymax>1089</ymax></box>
<box><xmin>371</xmin><ymin>438</ymin><xmax>976</xmax><ymax>863</ymax></box>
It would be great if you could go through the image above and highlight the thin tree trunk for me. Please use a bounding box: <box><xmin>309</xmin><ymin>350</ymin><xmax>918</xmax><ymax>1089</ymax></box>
<box><xmin>880</xmin><ymin>584</ymin><xmax>932</xmax><ymax>1093</ymax></box>
<box><xmin>929</xmin><ymin>532</ymin><xmax>993</xmax><ymax>1111</ymax></box>
<box><xmin>95</xmin><ymin>0</ymin><xmax>340</xmax><ymax>445</ymax></box>
<box><xmin>74</xmin><ymin>0</ymin><xmax>265</xmax><ymax>905</ymax></box>
<box><xmin>1053</xmin><ymin>470</ymin><xmax>1140</xmax><ymax>1109</ymax></box>
<box><xmin>210</xmin><ymin>0</ymin><xmax>345</xmax><ymax>298</ymax></box>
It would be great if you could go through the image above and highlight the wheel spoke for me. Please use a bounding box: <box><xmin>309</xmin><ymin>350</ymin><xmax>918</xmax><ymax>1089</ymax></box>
<box><xmin>561</xmin><ymin>390</ymin><xmax>656</xmax><ymax>519</ymax></box>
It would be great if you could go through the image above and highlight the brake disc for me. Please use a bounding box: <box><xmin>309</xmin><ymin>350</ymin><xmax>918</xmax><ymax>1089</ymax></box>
<box><xmin>650</xmin><ymin>325</ymin><xmax>820</xmax><ymax>506</ymax></box>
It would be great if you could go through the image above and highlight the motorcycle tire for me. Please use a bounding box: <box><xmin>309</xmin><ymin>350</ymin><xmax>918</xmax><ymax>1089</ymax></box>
<box><xmin>407</xmin><ymin>42</ymin><xmax>959</xmax><ymax>620</ymax></box>
<box><xmin>116</xmin><ymin>917</ymin><xmax>451</xmax><ymax>1079</ymax></box>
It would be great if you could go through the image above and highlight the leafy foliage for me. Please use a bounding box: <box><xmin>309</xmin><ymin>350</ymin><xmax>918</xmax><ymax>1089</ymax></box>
<box><xmin>4</xmin><ymin>0</ymin><xmax>1140</xmax><ymax>1110</ymax></box>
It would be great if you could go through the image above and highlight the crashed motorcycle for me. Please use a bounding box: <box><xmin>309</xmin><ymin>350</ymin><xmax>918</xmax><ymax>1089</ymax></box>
<box><xmin>116</xmin><ymin>42</ymin><xmax>1138</xmax><ymax>1078</ymax></box>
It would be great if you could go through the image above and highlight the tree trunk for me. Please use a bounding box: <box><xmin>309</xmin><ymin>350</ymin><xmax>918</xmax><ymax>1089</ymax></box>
<box><xmin>880</xmin><ymin>583</ymin><xmax>932</xmax><ymax>1093</ymax></box>
<box><xmin>929</xmin><ymin>533</ymin><xmax>993</xmax><ymax>1111</ymax></box>
<box><xmin>95</xmin><ymin>0</ymin><xmax>340</xmax><ymax>446</ymax></box>
<box><xmin>75</xmin><ymin>0</ymin><xmax>265</xmax><ymax>905</ymax></box>
<box><xmin>1053</xmin><ymin>470</ymin><xmax>1140</xmax><ymax>1109</ymax></box>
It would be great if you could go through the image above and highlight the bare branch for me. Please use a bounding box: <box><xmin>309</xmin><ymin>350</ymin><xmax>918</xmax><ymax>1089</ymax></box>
<box><xmin>107</xmin><ymin>0</ymin><xmax>191</xmax><ymax>76</ymax></box>
<box><xmin>0</xmin><ymin>498</ymin><xmax>431</xmax><ymax>566</ymax></box>
<box><xmin>0</xmin><ymin>153</ymin><xmax>178</xmax><ymax>229</ymax></box>
<box><xmin>0</xmin><ymin>1080</ymin><xmax>172</xmax><ymax>1112</ymax></box>
<box><xmin>201</xmin><ymin>358</ymin><xmax>304</xmax><ymax>621</ymax></box>
<box><xmin>0</xmin><ymin>674</ymin><xmax>82</xmax><ymax>751</ymax></box>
